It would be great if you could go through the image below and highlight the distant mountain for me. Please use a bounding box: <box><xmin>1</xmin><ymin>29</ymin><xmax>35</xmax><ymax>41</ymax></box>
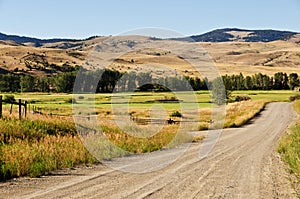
<box><xmin>181</xmin><ymin>28</ymin><xmax>298</xmax><ymax>42</ymax></box>
<box><xmin>0</xmin><ymin>32</ymin><xmax>81</xmax><ymax>47</ymax></box>
<box><xmin>0</xmin><ymin>28</ymin><xmax>299</xmax><ymax>46</ymax></box>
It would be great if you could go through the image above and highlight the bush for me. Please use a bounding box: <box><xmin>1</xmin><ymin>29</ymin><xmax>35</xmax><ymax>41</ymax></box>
<box><xmin>170</xmin><ymin>111</ymin><xmax>182</xmax><ymax>118</ymax></box>
<box><xmin>4</xmin><ymin>95</ymin><xmax>15</xmax><ymax>103</ymax></box>
<box><xmin>289</xmin><ymin>94</ymin><xmax>300</xmax><ymax>101</ymax></box>
<box><xmin>65</xmin><ymin>98</ymin><xmax>77</xmax><ymax>104</ymax></box>
<box><xmin>235</xmin><ymin>95</ymin><xmax>251</xmax><ymax>102</ymax></box>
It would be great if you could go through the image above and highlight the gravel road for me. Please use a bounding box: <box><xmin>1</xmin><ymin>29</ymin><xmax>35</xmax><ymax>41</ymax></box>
<box><xmin>1</xmin><ymin>102</ymin><xmax>299</xmax><ymax>199</ymax></box>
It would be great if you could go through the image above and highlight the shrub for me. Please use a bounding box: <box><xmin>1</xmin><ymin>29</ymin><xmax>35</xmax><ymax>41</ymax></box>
<box><xmin>65</xmin><ymin>98</ymin><xmax>77</xmax><ymax>104</ymax></box>
<box><xmin>289</xmin><ymin>94</ymin><xmax>300</xmax><ymax>101</ymax></box>
<box><xmin>235</xmin><ymin>95</ymin><xmax>251</xmax><ymax>102</ymax></box>
<box><xmin>170</xmin><ymin>111</ymin><xmax>182</xmax><ymax>118</ymax></box>
<box><xmin>4</xmin><ymin>95</ymin><xmax>15</xmax><ymax>103</ymax></box>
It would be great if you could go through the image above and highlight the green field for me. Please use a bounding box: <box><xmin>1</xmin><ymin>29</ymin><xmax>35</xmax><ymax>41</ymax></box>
<box><xmin>232</xmin><ymin>90</ymin><xmax>294</xmax><ymax>102</ymax></box>
<box><xmin>2</xmin><ymin>90</ymin><xmax>295</xmax><ymax>116</ymax></box>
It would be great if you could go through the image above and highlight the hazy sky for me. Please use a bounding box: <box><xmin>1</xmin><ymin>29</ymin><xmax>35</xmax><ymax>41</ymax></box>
<box><xmin>0</xmin><ymin>0</ymin><xmax>299</xmax><ymax>39</ymax></box>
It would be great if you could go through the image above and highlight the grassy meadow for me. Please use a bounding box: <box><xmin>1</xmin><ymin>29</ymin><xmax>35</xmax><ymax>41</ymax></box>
<box><xmin>0</xmin><ymin>90</ymin><xmax>296</xmax><ymax>180</ymax></box>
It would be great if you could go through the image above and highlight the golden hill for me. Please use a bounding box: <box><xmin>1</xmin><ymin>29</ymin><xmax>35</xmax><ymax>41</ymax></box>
<box><xmin>0</xmin><ymin>34</ymin><xmax>300</xmax><ymax>77</ymax></box>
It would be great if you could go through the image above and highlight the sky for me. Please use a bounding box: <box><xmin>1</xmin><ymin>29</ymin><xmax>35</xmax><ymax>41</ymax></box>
<box><xmin>0</xmin><ymin>0</ymin><xmax>299</xmax><ymax>39</ymax></box>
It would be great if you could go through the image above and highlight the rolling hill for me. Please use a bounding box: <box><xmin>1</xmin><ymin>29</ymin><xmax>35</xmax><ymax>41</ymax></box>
<box><xmin>0</xmin><ymin>32</ymin><xmax>83</xmax><ymax>47</ymax></box>
<box><xmin>182</xmin><ymin>28</ymin><xmax>298</xmax><ymax>42</ymax></box>
<box><xmin>0</xmin><ymin>28</ymin><xmax>300</xmax><ymax>77</ymax></box>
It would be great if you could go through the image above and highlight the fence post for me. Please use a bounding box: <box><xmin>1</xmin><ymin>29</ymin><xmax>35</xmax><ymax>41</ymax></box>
<box><xmin>19</xmin><ymin>99</ymin><xmax>22</xmax><ymax>120</ymax></box>
<box><xmin>24</xmin><ymin>101</ymin><xmax>27</xmax><ymax>118</ymax></box>
<box><xmin>0</xmin><ymin>95</ymin><xmax>2</xmax><ymax>119</ymax></box>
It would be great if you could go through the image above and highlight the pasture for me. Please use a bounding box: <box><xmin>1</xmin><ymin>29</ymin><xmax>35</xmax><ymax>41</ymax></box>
<box><xmin>0</xmin><ymin>90</ymin><xmax>296</xmax><ymax>179</ymax></box>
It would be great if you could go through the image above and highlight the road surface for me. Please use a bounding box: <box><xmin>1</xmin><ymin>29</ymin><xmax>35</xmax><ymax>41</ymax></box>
<box><xmin>0</xmin><ymin>102</ymin><xmax>299</xmax><ymax>198</ymax></box>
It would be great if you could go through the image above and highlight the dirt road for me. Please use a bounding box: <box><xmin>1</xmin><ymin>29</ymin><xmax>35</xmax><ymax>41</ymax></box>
<box><xmin>1</xmin><ymin>102</ymin><xmax>299</xmax><ymax>198</ymax></box>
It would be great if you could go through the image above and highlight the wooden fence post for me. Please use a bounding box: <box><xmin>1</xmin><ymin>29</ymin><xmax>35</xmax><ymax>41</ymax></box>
<box><xmin>24</xmin><ymin>101</ymin><xmax>27</xmax><ymax>118</ymax></box>
<box><xmin>19</xmin><ymin>99</ymin><xmax>22</xmax><ymax>120</ymax></box>
<box><xmin>0</xmin><ymin>95</ymin><xmax>2</xmax><ymax>119</ymax></box>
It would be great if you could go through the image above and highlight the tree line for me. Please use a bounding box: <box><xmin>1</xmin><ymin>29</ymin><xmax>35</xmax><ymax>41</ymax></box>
<box><xmin>222</xmin><ymin>72</ymin><xmax>299</xmax><ymax>91</ymax></box>
<box><xmin>0</xmin><ymin>69</ymin><xmax>299</xmax><ymax>93</ymax></box>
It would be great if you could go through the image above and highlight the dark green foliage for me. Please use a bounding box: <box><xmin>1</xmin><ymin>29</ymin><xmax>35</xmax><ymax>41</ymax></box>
<box><xmin>289</xmin><ymin>73</ymin><xmax>300</xmax><ymax>90</ymax></box>
<box><xmin>0</xmin><ymin>69</ymin><xmax>298</xmax><ymax>93</ymax></box>
<box><xmin>170</xmin><ymin>111</ymin><xmax>182</xmax><ymax>117</ymax></box>
<box><xmin>4</xmin><ymin>95</ymin><xmax>15</xmax><ymax>103</ymax></box>
<box><xmin>20</xmin><ymin>75</ymin><xmax>35</xmax><ymax>92</ymax></box>
<box><xmin>137</xmin><ymin>83</ymin><xmax>170</xmax><ymax>92</ymax></box>
<box><xmin>221</xmin><ymin>72</ymin><xmax>299</xmax><ymax>91</ymax></box>
<box><xmin>274</xmin><ymin>72</ymin><xmax>289</xmax><ymax>90</ymax></box>
<box><xmin>289</xmin><ymin>94</ymin><xmax>300</xmax><ymax>102</ymax></box>
<box><xmin>235</xmin><ymin>95</ymin><xmax>251</xmax><ymax>102</ymax></box>
<box><xmin>53</xmin><ymin>72</ymin><xmax>76</xmax><ymax>93</ymax></box>
<box><xmin>0</xmin><ymin>74</ymin><xmax>20</xmax><ymax>92</ymax></box>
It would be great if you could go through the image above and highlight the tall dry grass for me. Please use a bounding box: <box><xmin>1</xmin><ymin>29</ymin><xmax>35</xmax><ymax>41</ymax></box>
<box><xmin>0</xmin><ymin>113</ymin><xmax>192</xmax><ymax>179</ymax></box>
<box><xmin>1</xmin><ymin>135</ymin><xmax>94</xmax><ymax>178</ymax></box>
<box><xmin>80</xmin><ymin>120</ymin><xmax>193</xmax><ymax>160</ymax></box>
<box><xmin>278</xmin><ymin>100</ymin><xmax>300</xmax><ymax>182</ymax></box>
<box><xmin>0</xmin><ymin>99</ymin><xmax>267</xmax><ymax>180</ymax></box>
<box><xmin>198</xmin><ymin>100</ymin><xmax>268</xmax><ymax>130</ymax></box>
<box><xmin>0</xmin><ymin>114</ymin><xmax>96</xmax><ymax>180</ymax></box>
<box><xmin>224</xmin><ymin>100</ymin><xmax>267</xmax><ymax>128</ymax></box>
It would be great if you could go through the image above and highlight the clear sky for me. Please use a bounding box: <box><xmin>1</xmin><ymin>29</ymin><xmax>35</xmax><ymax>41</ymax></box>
<box><xmin>0</xmin><ymin>0</ymin><xmax>299</xmax><ymax>39</ymax></box>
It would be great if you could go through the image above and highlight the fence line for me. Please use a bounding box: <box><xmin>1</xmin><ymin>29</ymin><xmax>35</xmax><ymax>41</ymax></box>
<box><xmin>0</xmin><ymin>95</ymin><xmax>27</xmax><ymax>120</ymax></box>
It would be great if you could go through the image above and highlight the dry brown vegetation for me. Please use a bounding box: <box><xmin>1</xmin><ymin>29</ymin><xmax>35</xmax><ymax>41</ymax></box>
<box><xmin>198</xmin><ymin>100</ymin><xmax>267</xmax><ymax>130</ymax></box>
<box><xmin>0</xmin><ymin>96</ymin><xmax>268</xmax><ymax>180</ymax></box>
<box><xmin>278</xmin><ymin>100</ymin><xmax>300</xmax><ymax>182</ymax></box>
<box><xmin>1</xmin><ymin>35</ymin><xmax>300</xmax><ymax>77</ymax></box>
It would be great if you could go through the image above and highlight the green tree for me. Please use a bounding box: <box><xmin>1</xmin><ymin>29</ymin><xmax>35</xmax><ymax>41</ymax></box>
<box><xmin>274</xmin><ymin>72</ymin><xmax>289</xmax><ymax>90</ymax></box>
<box><xmin>289</xmin><ymin>73</ymin><xmax>299</xmax><ymax>90</ymax></box>
<box><xmin>36</xmin><ymin>77</ymin><xmax>50</xmax><ymax>92</ymax></box>
<box><xmin>20</xmin><ymin>75</ymin><xmax>35</xmax><ymax>92</ymax></box>
<box><xmin>53</xmin><ymin>72</ymin><xmax>76</xmax><ymax>93</ymax></box>
<box><xmin>244</xmin><ymin>76</ymin><xmax>253</xmax><ymax>90</ymax></box>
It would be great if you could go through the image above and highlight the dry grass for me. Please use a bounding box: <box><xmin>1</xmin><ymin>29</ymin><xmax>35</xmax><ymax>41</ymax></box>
<box><xmin>1</xmin><ymin>36</ymin><xmax>300</xmax><ymax>77</ymax></box>
<box><xmin>198</xmin><ymin>100</ymin><xmax>268</xmax><ymax>130</ymax></box>
<box><xmin>0</xmin><ymin>98</ymin><xmax>273</xmax><ymax>180</ymax></box>
<box><xmin>79</xmin><ymin>119</ymin><xmax>193</xmax><ymax>160</ymax></box>
<box><xmin>0</xmin><ymin>44</ymin><xmax>85</xmax><ymax>76</ymax></box>
<box><xmin>1</xmin><ymin>135</ymin><xmax>94</xmax><ymax>178</ymax></box>
<box><xmin>278</xmin><ymin>100</ymin><xmax>300</xmax><ymax>182</ymax></box>
<box><xmin>224</xmin><ymin>100</ymin><xmax>267</xmax><ymax>127</ymax></box>
<box><xmin>0</xmin><ymin>114</ymin><xmax>96</xmax><ymax>180</ymax></box>
<box><xmin>0</xmin><ymin>112</ymin><xmax>194</xmax><ymax>179</ymax></box>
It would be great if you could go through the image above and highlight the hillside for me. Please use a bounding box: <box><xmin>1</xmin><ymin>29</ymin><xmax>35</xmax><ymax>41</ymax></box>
<box><xmin>0</xmin><ymin>29</ymin><xmax>300</xmax><ymax>77</ymax></box>
<box><xmin>0</xmin><ymin>32</ymin><xmax>82</xmax><ymax>47</ymax></box>
<box><xmin>184</xmin><ymin>28</ymin><xmax>298</xmax><ymax>42</ymax></box>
